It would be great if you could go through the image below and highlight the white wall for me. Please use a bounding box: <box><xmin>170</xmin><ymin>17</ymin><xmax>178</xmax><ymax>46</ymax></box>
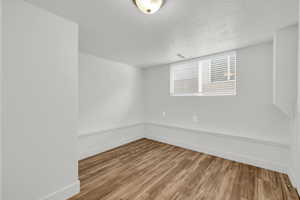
<box><xmin>272</xmin><ymin>24</ymin><xmax>299</xmax><ymax>188</ymax></box>
<box><xmin>273</xmin><ymin>25</ymin><xmax>298</xmax><ymax>118</ymax></box>
<box><xmin>290</xmin><ymin>4</ymin><xmax>300</xmax><ymax>191</ymax></box>
<box><xmin>297</xmin><ymin>4</ymin><xmax>300</xmax><ymax>191</ymax></box>
<box><xmin>79</xmin><ymin>124</ymin><xmax>144</xmax><ymax>159</ymax></box>
<box><xmin>0</xmin><ymin>0</ymin><xmax>2</xmax><ymax>199</ymax></box>
<box><xmin>273</xmin><ymin>24</ymin><xmax>300</xmax><ymax>192</ymax></box>
<box><xmin>296</xmin><ymin>118</ymin><xmax>300</xmax><ymax>190</ymax></box>
<box><xmin>3</xmin><ymin>1</ymin><xmax>79</xmax><ymax>200</ymax></box>
<box><xmin>290</xmin><ymin>115</ymin><xmax>300</xmax><ymax>190</ymax></box>
<box><xmin>144</xmin><ymin>42</ymin><xmax>290</xmax><ymax>145</ymax></box>
<box><xmin>288</xmin><ymin>5</ymin><xmax>300</xmax><ymax>192</ymax></box>
<box><xmin>79</xmin><ymin>53</ymin><xmax>144</xmax><ymax>158</ymax></box>
<box><xmin>143</xmin><ymin>42</ymin><xmax>292</xmax><ymax>172</ymax></box>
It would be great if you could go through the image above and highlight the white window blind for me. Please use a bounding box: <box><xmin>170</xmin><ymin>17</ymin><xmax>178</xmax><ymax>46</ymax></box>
<box><xmin>170</xmin><ymin>51</ymin><xmax>237</xmax><ymax>96</ymax></box>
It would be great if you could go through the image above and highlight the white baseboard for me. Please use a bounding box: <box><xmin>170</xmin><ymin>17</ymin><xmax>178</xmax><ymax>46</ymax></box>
<box><xmin>40</xmin><ymin>180</ymin><xmax>80</xmax><ymax>200</ymax></box>
<box><xmin>78</xmin><ymin>122</ymin><xmax>291</xmax><ymax>175</ymax></box>
<box><xmin>288</xmin><ymin>167</ymin><xmax>300</xmax><ymax>194</ymax></box>
<box><xmin>79</xmin><ymin>124</ymin><xmax>144</xmax><ymax>160</ymax></box>
<box><xmin>145</xmin><ymin>123</ymin><xmax>289</xmax><ymax>174</ymax></box>
<box><xmin>288</xmin><ymin>167</ymin><xmax>298</xmax><ymax>189</ymax></box>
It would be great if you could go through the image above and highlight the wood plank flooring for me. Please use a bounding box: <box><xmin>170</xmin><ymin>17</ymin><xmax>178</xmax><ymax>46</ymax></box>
<box><xmin>69</xmin><ymin>139</ymin><xmax>299</xmax><ymax>200</ymax></box>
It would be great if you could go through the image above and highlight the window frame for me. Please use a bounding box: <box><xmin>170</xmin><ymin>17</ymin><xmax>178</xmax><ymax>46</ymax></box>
<box><xmin>170</xmin><ymin>51</ymin><xmax>237</xmax><ymax>97</ymax></box>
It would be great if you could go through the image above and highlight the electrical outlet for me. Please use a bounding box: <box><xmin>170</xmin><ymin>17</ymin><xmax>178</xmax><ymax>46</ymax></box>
<box><xmin>193</xmin><ymin>113</ymin><xmax>198</xmax><ymax>123</ymax></box>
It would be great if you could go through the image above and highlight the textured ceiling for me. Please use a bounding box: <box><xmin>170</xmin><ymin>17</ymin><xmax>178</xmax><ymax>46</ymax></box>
<box><xmin>26</xmin><ymin>0</ymin><xmax>298</xmax><ymax>67</ymax></box>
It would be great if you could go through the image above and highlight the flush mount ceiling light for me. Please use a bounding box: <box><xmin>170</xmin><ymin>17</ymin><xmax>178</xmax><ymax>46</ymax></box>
<box><xmin>133</xmin><ymin>0</ymin><xmax>164</xmax><ymax>15</ymax></box>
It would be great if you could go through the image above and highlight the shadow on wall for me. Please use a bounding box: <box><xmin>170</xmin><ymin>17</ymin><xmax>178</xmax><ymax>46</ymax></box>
<box><xmin>78</xmin><ymin>53</ymin><xmax>144</xmax><ymax>135</ymax></box>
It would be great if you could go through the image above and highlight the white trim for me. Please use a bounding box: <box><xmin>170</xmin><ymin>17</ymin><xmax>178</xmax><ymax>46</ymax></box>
<box><xmin>272</xmin><ymin>32</ymin><xmax>277</xmax><ymax>106</ymax></box>
<box><xmin>227</xmin><ymin>55</ymin><xmax>231</xmax><ymax>81</ymax></box>
<box><xmin>288</xmin><ymin>167</ymin><xmax>298</xmax><ymax>189</ymax></box>
<box><xmin>78</xmin><ymin>123</ymin><xmax>144</xmax><ymax>138</ymax></box>
<box><xmin>39</xmin><ymin>180</ymin><xmax>80</xmax><ymax>200</ymax></box>
<box><xmin>80</xmin><ymin>136</ymin><xmax>144</xmax><ymax>160</ymax></box>
<box><xmin>169</xmin><ymin>65</ymin><xmax>174</xmax><ymax>94</ymax></box>
<box><xmin>170</xmin><ymin>52</ymin><xmax>237</xmax><ymax>97</ymax></box>
<box><xmin>144</xmin><ymin>123</ymin><xmax>289</xmax><ymax>173</ymax></box>
<box><xmin>171</xmin><ymin>92</ymin><xmax>237</xmax><ymax>97</ymax></box>
<box><xmin>198</xmin><ymin>62</ymin><xmax>203</xmax><ymax>93</ymax></box>
<box><xmin>146</xmin><ymin>134</ymin><xmax>287</xmax><ymax>173</ymax></box>
<box><xmin>79</xmin><ymin>122</ymin><xmax>291</xmax><ymax>175</ymax></box>
<box><xmin>145</xmin><ymin>122</ymin><xmax>289</xmax><ymax>148</ymax></box>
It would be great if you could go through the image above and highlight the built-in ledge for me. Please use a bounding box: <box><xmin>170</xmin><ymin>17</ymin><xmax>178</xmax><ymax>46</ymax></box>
<box><xmin>145</xmin><ymin>122</ymin><xmax>289</xmax><ymax>148</ymax></box>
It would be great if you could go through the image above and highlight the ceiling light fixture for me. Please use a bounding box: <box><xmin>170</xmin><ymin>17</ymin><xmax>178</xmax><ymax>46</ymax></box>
<box><xmin>133</xmin><ymin>0</ymin><xmax>164</xmax><ymax>15</ymax></box>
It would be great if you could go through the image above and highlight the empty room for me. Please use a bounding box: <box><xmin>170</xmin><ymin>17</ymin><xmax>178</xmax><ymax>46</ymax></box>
<box><xmin>1</xmin><ymin>0</ymin><xmax>300</xmax><ymax>199</ymax></box>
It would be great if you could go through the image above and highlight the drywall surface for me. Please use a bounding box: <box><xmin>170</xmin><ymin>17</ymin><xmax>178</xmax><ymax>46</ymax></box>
<box><xmin>291</xmin><ymin>6</ymin><xmax>300</xmax><ymax>191</ymax></box>
<box><xmin>78</xmin><ymin>53</ymin><xmax>144</xmax><ymax>159</ymax></box>
<box><xmin>0</xmin><ymin>0</ymin><xmax>2</xmax><ymax>199</ymax></box>
<box><xmin>79</xmin><ymin>53</ymin><xmax>144</xmax><ymax>135</ymax></box>
<box><xmin>79</xmin><ymin>124</ymin><xmax>144</xmax><ymax>159</ymax></box>
<box><xmin>144</xmin><ymin>42</ymin><xmax>290</xmax><ymax>145</ymax></box>
<box><xmin>290</xmin><ymin>115</ymin><xmax>300</xmax><ymax>190</ymax></box>
<box><xmin>298</xmin><ymin>7</ymin><xmax>300</xmax><ymax>192</ymax></box>
<box><xmin>272</xmin><ymin>25</ymin><xmax>299</xmax><ymax>187</ymax></box>
<box><xmin>296</xmin><ymin>118</ymin><xmax>300</xmax><ymax>191</ymax></box>
<box><xmin>273</xmin><ymin>25</ymin><xmax>298</xmax><ymax>118</ymax></box>
<box><xmin>3</xmin><ymin>0</ymin><xmax>79</xmax><ymax>199</ymax></box>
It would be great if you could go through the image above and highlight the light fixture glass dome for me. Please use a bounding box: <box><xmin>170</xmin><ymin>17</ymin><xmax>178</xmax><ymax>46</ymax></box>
<box><xmin>133</xmin><ymin>0</ymin><xmax>164</xmax><ymax>15</ymax></box>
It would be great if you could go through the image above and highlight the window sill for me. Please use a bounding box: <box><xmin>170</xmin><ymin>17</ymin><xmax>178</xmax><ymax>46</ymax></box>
<box><xmin>170</xmin><ymin>93</ymin><xmax>237</xmax><ymax>97</ymax></box>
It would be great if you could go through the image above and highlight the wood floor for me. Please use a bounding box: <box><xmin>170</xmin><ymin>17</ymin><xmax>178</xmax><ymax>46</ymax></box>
<box><xmin>69</xmin><ymin>139</ymin><xmax>299</xmax><ymax>200</ymax></box>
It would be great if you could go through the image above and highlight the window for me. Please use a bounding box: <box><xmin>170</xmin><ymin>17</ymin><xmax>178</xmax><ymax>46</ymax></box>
<box><xmin>170</xmin><ymin>51</ymin><xmax>237</xmax><ymax>96</ymax></box>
